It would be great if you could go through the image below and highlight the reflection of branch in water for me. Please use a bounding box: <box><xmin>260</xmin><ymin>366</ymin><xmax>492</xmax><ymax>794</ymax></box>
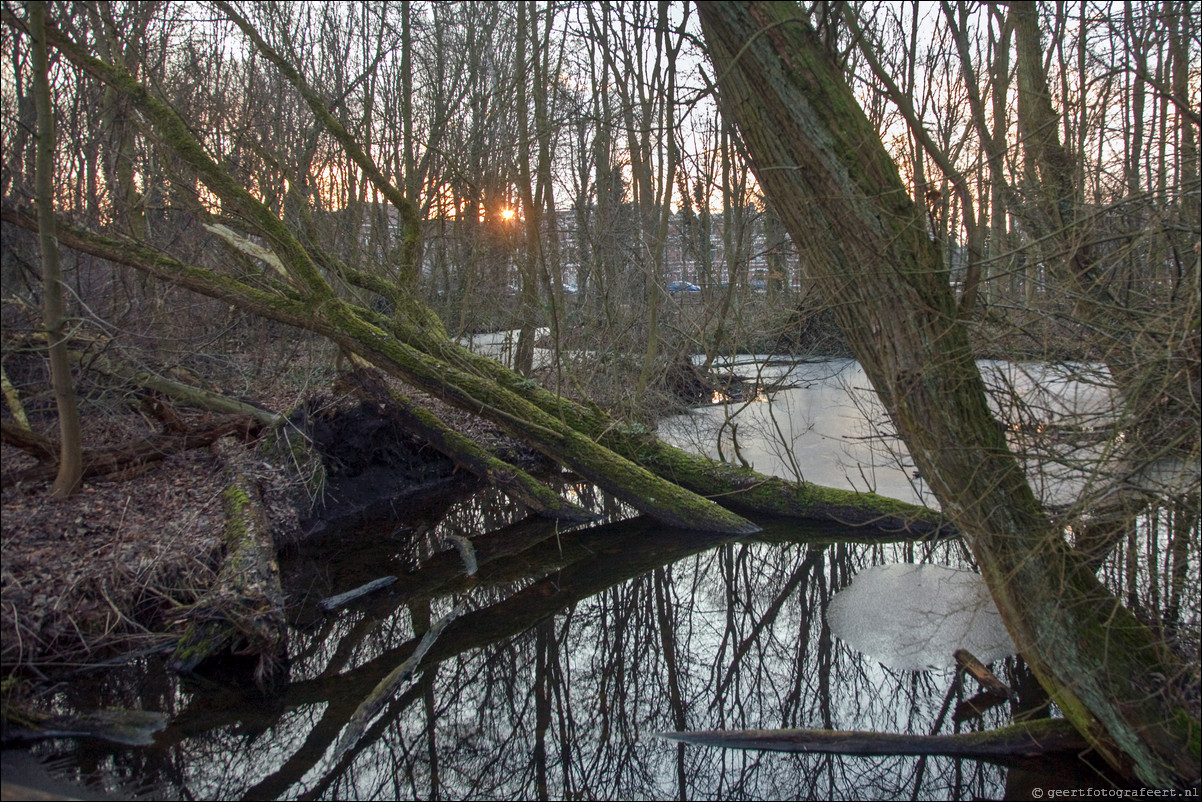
<box><xmin>330</xmin><ymin>602</ymin><xmax>465</xmax><ymax>766</ymax></box>
<box><xmin>158</xmin><ymin>518</ymin><xmax>987</xmax><ymax>800</ymax></box>
<box><xmin>163</xmin><ymin>518</ymin><xmax>739</xmax><ymax>798</ymax></box>
<box><xmin>657</xmin><ymin>718</ymin><xmax>1088</xmax><ymax>763</ymax></box>
<box><xmin>710</xmin><ymin>545</ymin><xmax>827</xmax><ymax>710</ymax></box>
<box><xmin>295</xmin><ymin>680</ymin><xmax>426</xmax><ymax>802</ymax></box>
<box><xmin>653</xmin><ymin>566</ymin><xmax>688</xmax><ymax>798</ymax></box>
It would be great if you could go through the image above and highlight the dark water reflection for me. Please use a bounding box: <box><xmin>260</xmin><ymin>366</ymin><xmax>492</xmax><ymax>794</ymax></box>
<box><xmin>34</xmin><ymin>485</ymin><xmax>1091</xmax><ymax>800</ymax></box>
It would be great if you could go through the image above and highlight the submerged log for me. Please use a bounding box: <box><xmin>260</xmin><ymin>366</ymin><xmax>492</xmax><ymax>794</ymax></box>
<box><xmin>2</xmin><ymin>706</ymin><xmax>168</xmax><ymax>746</ymax></box>
<box><xmin>657</xmin><ymin>719</ymin><xmax>1090</xmax><ymax>762</ymax></box>
<box><xmin>170</xmin><ymin>473</ymin><xmax>287</xmax><ymax>690</ymax></box>
<box><xmin>954</xmin><ymin>691</ymin><xmax>1013</xmax><ymax>724</ymax></box>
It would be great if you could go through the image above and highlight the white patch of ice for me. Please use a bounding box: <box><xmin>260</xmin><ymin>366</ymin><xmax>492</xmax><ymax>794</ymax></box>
<box><xmin>826</xmin><ymin>563</ymin><xmax>1015</xmax><ymax>671</ymax></box>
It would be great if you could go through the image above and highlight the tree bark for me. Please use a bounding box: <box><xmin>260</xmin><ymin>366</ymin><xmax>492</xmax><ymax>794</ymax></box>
<box><xmin>696</xmin><ymin>2</ymin><xmax>1198</xmax><ymax>787</ymax></box>
<box><xmin>336</xmin><ymin>367</ymin><xmax>595</xmax><ymax>523</ymax></box>
<box><xmin>169</xmin><ymin>473</ymin><xmax>288</xmax><ymax>691</ymax></box>
<box><xmin>30</xmin><ymin>2</ymin><xmax>82</xmax><ymax>499</ymax></box>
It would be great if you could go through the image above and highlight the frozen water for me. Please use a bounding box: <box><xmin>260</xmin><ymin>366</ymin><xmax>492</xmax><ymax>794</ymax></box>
<box><xmin>826</xmin><ymin>563</ymin><xmax>1016</xmax><ymax>670</ymax></box>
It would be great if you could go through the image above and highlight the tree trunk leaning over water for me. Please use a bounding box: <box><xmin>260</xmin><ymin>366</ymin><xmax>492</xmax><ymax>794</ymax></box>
<box><xmin>3</xmin><ymin>8</ymin><xmax>953</xmax><ymax>541</ymax></box>
<box><xmin>696</xmin><ymin>2</ymin><xmax>1197</xmax><ymax>787</ymax></box>
<box><xmin>14</xmin><ymin>11</ymin><xmax>755</xmax><ymax>537</ymax></box>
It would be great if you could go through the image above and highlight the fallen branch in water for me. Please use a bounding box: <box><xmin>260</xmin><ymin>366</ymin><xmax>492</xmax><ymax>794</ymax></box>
<box><xmin>318</xmin><ymin>576</ymin><xmax>398</xmax><ymax>613</ymax></box>
<box><xmin>955</xmin><ymin>648</ymin><xmax>1018</xmax><ymax>701</ymax></box>
<box><xmin>2</xmin><ymin>705</ymin><xmax>168</xmax><ymax>746</ymax></box>
<box><xmin>657</xmin><ymin>719</ymin><xmax>1089</xmax><ymax>762</ymax></box>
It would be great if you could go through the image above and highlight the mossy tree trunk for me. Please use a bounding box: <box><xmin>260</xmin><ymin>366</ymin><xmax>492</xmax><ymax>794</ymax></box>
<box><xmin>4</xmin><ymin>9</ymin><xmax>964</xmax><ymax>541</ymax></box>
<box><xmin>170</xmin><ymin>474</ymin><xmax>288</xmax><ymax>690</ymax></box>
<box><xmin>5</xmin><ymin>201</ymin><xmax>949</xmax><ymax>538</ymax></box>
<box><xmin>696</xmin><ymin>2</ymin><xmax>1197</xmax><ymax>787</ymax></box>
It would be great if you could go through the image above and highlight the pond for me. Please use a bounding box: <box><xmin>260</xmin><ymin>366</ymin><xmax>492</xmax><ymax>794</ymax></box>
<box><xmin>659</xmin><ymin>356</ymin><xmax>1122</xmax><ymax>508</ymax></box>
<box><xmin>14</xmin><ymin>357</ymin><xmax>1143</xmax><ymax>800</ymax></box>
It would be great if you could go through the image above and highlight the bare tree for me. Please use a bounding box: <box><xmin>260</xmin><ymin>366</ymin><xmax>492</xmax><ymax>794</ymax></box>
<box><xmin>29</xmin><ymin>1</ymin><xmax>82</xmax><ymax>498</ymax></box>
<box><xmin>697</xmin><ymin>2</ymin><xmax>1197</xmax><ymax>786</ymax></box>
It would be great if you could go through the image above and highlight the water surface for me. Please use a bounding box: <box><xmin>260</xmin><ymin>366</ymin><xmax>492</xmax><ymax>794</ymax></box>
<box><xmin>23</xmin><ymin>357</ymin><xmax>1123</xmax><ymax>800</ymax></box>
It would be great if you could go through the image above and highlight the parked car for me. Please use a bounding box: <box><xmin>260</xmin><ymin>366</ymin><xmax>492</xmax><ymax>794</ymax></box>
<box><xmin>668</xmin><ymin>281</ymin><xmax>701</xmax><ymax>293</ymax></box>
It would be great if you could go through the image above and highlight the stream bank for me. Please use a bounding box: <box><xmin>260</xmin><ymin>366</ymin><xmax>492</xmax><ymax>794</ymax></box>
<box><xmin>0</xmin><ymin>378</ymin><xmax>516</xmax><ymax>681</ymax></box>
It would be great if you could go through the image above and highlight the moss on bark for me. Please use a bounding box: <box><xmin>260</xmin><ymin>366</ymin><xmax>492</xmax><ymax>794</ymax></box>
<box><xmin>170</xmin><ymin>476</ymin><xmax>287</xmax><ymax>690</ymax></box>
<box><xmin>697</xmin><ymin>2</ymin><xmax>1199</xmax><ymax>787</ymax></box>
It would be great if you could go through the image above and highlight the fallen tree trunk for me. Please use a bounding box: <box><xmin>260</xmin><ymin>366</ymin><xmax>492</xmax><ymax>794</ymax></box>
<box><xmin>1</xmin><ymin>414</ymin><xmax>261</xmax><ymax>486</ymax></box>
<box><xmin>82</xmin><ymin>350</ymin><xmax>280</xmax><ymax>428</ymax></box>
<box><xmin>336</xmin><ymin>368</ymin><xmax>595</xmax><ymax>523</ymax></box>
<box><xmin>2</xmin><ymin>203</ymin><xmax>949</xmax><ymax>540</ymax></box>
<box><xmin>657</xmin><ymin>719</ymin><xmax>1090</xmax><ymax>763</ymax></box>
<box><xmin>8</xmin><ymin>329</ymin><xmax>279</xmax><ymax>427</ymax></box>
<box><xmin>0</xmin><ymin>12</ymin><xmax>953</xmax><ymax>540</ymax></box>
<box><xmin>169</xmin><ymin>472</ymin><xmax>288</xmax><ymax>690</ymax></box>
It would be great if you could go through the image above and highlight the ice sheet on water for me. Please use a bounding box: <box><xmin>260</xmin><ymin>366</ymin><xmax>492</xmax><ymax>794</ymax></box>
<box><xmin>825</xmin><ymin>563</ymin><xmax>1015</xmax><ymax>671</ymax></box>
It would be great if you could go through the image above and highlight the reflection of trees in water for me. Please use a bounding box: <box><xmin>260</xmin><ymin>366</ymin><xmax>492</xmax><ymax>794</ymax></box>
<box><xmin>87</xmin><ymin>495</ymin><xmax>1040</xmax><ymax>799</ymax></box>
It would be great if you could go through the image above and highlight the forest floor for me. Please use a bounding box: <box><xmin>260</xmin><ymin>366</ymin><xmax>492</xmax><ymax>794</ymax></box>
<box><xmin>0</xmin><ymin>371</ymin><xmax>524</xmax><ymax>683</ymax></box>
<box><xmin>1</xmin><ymin>412</ymin><xmax>244</xmax><ymax>674</ymax></box>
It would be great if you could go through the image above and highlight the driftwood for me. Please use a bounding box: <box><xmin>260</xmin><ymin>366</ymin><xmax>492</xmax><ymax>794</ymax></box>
<box><xmin>1</xmin><ymin>414</ymin><xmax>261</xmax><ymax>486</ymax></box>
<box><xmin>952</xmin><ymin>649</ymin><xmax>1019</xmax><ymax>722</ymax></box>
<box><xmin>318</xmin><ymin>576</ymin><xmax>397</xmax><ymax>612</ymax></box>
<box><xmin>169</xmin><ymin>472</ymin><xmax>287</xmax><ymax>690</ymax></box>
<box><xmin>657</xmin><ymin>718</ymin><xmax>1089</xmax><ymax>762</ymax></box>
<box><xmin>955</xmin><ymin>648</ymin><xmax>1018</xmax><ymax>701</ymax></box>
